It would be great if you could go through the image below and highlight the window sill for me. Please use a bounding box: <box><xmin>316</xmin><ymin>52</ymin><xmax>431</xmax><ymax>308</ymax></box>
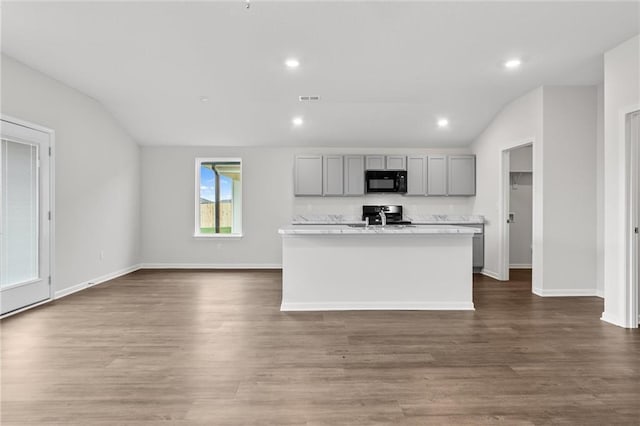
<box><xmin>193</xmin><ymin>233</ymin><xmax>244</xmax><ymax>239</ymax></box>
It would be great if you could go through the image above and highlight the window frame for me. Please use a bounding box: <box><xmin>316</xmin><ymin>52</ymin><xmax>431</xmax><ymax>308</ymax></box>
<box><xmin>194</xmin><ymin>157</ymin><xmax>243</xmax><ymax>238</ymax></box>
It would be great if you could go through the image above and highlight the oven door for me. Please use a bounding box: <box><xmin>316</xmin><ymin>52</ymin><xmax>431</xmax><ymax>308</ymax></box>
<box><xmin>367</xmin><ymin>177</ymin><xmax>397</xmax><ymax>192</ymax></box>
<box><xmin>366</xmin><ymin>171</ymin><xmax>399</xmax><ymax>193</ymax></box>
<box><xmin>366</xmin><ymin>171</ymin><xmax>406</xmax><ymax>193</ymax></box>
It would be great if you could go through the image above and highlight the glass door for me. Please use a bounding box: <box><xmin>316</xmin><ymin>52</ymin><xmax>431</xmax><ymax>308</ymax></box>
<box><xmin>1</xmin><ymin>120</ymin><xmax>51</xmax><ymax>315</ymax></box>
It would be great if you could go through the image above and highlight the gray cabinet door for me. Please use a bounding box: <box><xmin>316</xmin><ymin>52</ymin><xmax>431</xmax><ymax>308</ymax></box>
<box><xmin>323</xmin><ymin>155</ymin><xmax>344</xmax><ymax>196</ymax></box>
<box><xmin>406</xmin><ymin>156</ymin><xmax>426</xmax><ymax>195</ymax></box>
<box><xmin>294</xmin><ymin>155</ymin><xmax>323</xmax><ymax>196</ymax></box>
<box><xmin>448</xmin><ymin>155</ymin><xmax>476</xmax><ymax>196</ymax></box>
<box><xmin>365</xmin><ymin>155</ymin><xmax>385</xmax><ymax>170</ymax></box>
<box><xmin>386</xmin><ymin>155</ymin><xmax>406</xmax><ymax>170</ymax></box>
<box><xmin>427</xmin><ymin>155</ymin><xmax>448</xmax><ymax>196</ymax></box>
<box><xmin>344</xmin><ymin>155</ymin><xmax>365</xmax><ymax>196</ymax></box>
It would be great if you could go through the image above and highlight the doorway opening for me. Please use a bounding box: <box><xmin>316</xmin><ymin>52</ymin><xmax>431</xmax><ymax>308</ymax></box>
<box><xmin>500</xmin><ymin>141</ymin><xmax>534</xmax><ymax>284</ymax></box>
<box><xmin>627</xmin><ymin>110</ymin><xmax>640</xmax><ymax>326</ymax></box>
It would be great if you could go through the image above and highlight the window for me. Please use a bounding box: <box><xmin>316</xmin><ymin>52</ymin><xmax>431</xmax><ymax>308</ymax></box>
<box><xmin>195</xmin><ymin>158</ymin><xmax>242</xmax><ymax>237</ymax></box>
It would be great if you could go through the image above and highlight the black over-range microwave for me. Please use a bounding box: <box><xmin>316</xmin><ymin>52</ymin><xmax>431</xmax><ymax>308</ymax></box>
<box><xmin>365</xmin><ymin>170</ymin><xmax>407</xmax><ymax>193</ymax></box>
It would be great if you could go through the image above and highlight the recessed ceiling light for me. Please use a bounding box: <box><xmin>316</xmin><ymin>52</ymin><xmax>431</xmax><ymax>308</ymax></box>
<box><xmin>285</xmin><ymin>58</ymin><xmax>300</xmax><ymax>69</ymax></box>
<box><xmin>200</xmin><ymin>96</ymin><xmax>209</xmax><ymax>102</ymax></box>
<box><xmin>292</xmin><ymin>116</ymin><xmax>304</xmax><ymax>126</ymax></box>
<box><xmin>437</xmin><ymin>118</ymin><xmax>449</xmax><ymax>128</ymax></box>
<box><xmin>504</xmin><ymin>59</ymin><xmax>522</xmax><ymax>69</ymax></box>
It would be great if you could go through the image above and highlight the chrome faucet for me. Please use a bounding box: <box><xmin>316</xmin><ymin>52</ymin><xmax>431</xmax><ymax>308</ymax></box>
<box><xmin>378</xmin><ymin>210</ymin><xmax>387</xmax><ymax>227</ymax></box>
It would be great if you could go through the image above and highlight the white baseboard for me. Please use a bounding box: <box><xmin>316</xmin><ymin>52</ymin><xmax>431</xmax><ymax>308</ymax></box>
<box><xmin>0</xmin><ymin>298</ymin><xmax>53</xmax><ymax>319</ymax></box>
<box><xmin>596</xmin><ymin>288</ymin><xmax>604</xmax><ymax>298</ymax></box>
<box><xmin>601</xmin><ymin>312</ymin><xmax>640</xmax><ymax>328</ymax></box>
<box><xmin>601</xmin><ymin>311</ymin><xmax>627</xmax><ymax>328</ymax></box>
<box><xmin>280</xmin><ymin>301</ymin><xmax>475</xmax><ymax>311</ymax></box>
<box><xmin>509</xmin><ymin>264</ymin><xmax>532</xmax><ymax>269</ymax></box>
<box><xmin>532</xmin><ymin>287</ymin><xmax>598</xmax><ymax>297</ymax></box>
<box><xmin>480</xmin><ymin>269</ymin><xmax>501</xmax><ymax>280</ymax></box>
<box><xmin>140</xmin><ymin>263</ymin><xmax>282</xmax><ymax>269</ymax></box>
<box><xmin>54</xmin><ymin>264</ymin><xmax>142</xmax><ymax>299</ymax></box>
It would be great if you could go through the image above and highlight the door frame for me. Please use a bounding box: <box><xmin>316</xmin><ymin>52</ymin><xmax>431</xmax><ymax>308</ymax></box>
<box><xmin>499</xmin><ymin>138</ymin><xmax>536</xmax><ymax>282</ymax></box>
<box><xmin>624</xmin><ymin>106</ymin><xmax>640</xmax><ymax>328</ymax></box>
<box><xmin>0</xmin><ymin>114</ymin><xmax>55</xmax><ymax>318</ymax></box>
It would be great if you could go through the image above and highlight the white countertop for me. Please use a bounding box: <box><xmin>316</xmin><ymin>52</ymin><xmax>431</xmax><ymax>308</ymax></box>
<box><xmin>291</xmin><ymin>214</ymin><xmax>364</xmax><ymax>225</ymax></box>
<box><xmin>278</xmin><ymin>224</ymin><xmax>478</xmax><ymax>235</ymax></box>
<box><xmin>291</xmin><ymin>214</ymin><xmax>484</xmax><ymax>225</ymax></box>
<box><xmin>407</xmin><ymin>215</ymin><xmax>485</xmax><ymax>224</ymax></box>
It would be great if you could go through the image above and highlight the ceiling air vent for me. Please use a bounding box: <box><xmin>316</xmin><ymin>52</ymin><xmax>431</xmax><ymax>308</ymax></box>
<box><xmin>298</xmin><ymin>96</ymin><xmax>321</xmax><ymax>102</ymax></box>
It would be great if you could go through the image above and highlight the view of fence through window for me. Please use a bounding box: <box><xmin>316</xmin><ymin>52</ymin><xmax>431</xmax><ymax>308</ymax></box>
<box><xmin>198</xmin><ymin>159</ymin><xmax>242</xmax><ymax>235</ymax></box>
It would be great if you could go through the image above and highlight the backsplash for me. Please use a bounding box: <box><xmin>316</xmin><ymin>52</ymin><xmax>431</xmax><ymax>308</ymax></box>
<box><xmin>292</xmin><ymin>193</ymin><xmax>474</xmax><ymax>219</ymax></box>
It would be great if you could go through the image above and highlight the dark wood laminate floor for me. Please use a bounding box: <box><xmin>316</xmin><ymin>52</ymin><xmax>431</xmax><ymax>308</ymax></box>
<box><xmin>1</xmin><ymin>269</ymin><xmax>639</xmax><ymax>425</ymax></box>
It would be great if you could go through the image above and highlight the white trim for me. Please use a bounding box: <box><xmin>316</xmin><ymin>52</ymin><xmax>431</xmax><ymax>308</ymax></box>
<box><xmin>140</xmin><ymin>263</ymin><xmax>282</xmax><ymax>269</ymax></box>
<box><xmin>623</xmin><ymin>106</ymin><xmax>640</xmax><ymax>329</ymax></box>
<box><xmin>0</xmin><ymin>298</ymin><xmax>52</xmax><ymax>319</ymax></box>
<box><xmin>194</xmin><ymin>157</ymin><xmax>243</xmax><ymax>236</ymax></box>
<box><xmin>0</xmin><ymin>114</ymin><xmax>54</xmax><ymax>135</ymax></box>
<box><xmin>596</xmin><ymin>289</ymin><xmax>604</xmax><ymax>298</ymax></box>
<box><xmin>601</xmin><ymin>311</ymin><xmax>626</xmax><ymax>328</ymax></box>
<box><xmin>193</xmin><ymin>233</ymin><xmax>243</xmax><ymax>238</ymax></box>
<box><xmin>280</xmin><ymin>301</ymin><xmax>475</xmax><ymax>311</ymax></box>
<box><xmin>533</xmin><ymin>288</ymin><xmax>598</xmax><ymax>297</ymax></box>
<box><xmin>509</xmin><ymin>264</ymin><xmax>532</xmax><ymax>269</ymax></box>
<box><xmin>0</xmin><ymin>115</ymin><xmax>56</xmax><ymax>310</ymax></box>
<box><xmin>499</xmin><ymin>139</ymin><xmax>536</xmax><ymax>283</ymax></box>
<box><xmin>1</xmin><ymin>277</ymin><xmax>44</xmax><ymax>291</ymax></box>
<box><xmin>54</xmin><ymin>264</ymin><xmax>142</xmax><ymax>299</ymax></box>
<box><xmin>480</xmin><ymin>269</ymin><xmax>501</xmax><ymax>280</ymax></box>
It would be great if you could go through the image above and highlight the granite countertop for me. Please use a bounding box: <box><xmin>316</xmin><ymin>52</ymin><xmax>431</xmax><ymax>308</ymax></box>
<box><xmin>407</xmin><ymin>215</ymin><xmax>485</xmax><ymax>224</ymax></box>
<box><xmin>278</xmin><ymin>224</ymin><xmax>478</xmax><ymax>235</ymax></box>
<box><xmin>291</xmin><ymin>214</ymin><xmax>365</xmax><ymax>225</ymax></box>
<box><xmin>291</xmin><ymin>214</ymin><xmax>484</xmax><ymax>225</ymax></box>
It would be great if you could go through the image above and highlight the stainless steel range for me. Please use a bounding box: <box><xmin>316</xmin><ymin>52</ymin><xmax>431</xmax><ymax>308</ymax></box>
<box><xmin>362</xmin><ymin>205</ymin><xmax>412</xmax><ymax>226</ymax></box>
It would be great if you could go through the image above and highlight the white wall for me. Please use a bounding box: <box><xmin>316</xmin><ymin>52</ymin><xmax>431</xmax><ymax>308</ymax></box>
<box><xmin>141</xmin><ymin>146</ymin><xmax>473</xmax><ymax>267</ymax></box>
<box><xmin>596</xmin><ymin>83</ymin><xmax>605</xmax><ymax>297</ymax></box>
<box><xmin>470</xmin><ymin>88</ymin><xmax>543</xmax><ymax>283</ymax></box>
<box><xmin>142</xmin><ymin>146</ymin><xmax>290</xmax><ymax>267</ymax></box>
<box><xmin>542</xmin><ymin>86</ymin><xmax>598</xmax><ymax>295</ymax></box>
<box><xmin>603</xmin><ymin>35</ymin><xmax>640</xmax><ymax>327</ymax></box>
<box><xmin>471</xmin><ymin>85</ymin><xmax>599</xmax><ymax>296</ymax></box>
<box><xmin>1</xmin><ymin>55</ymin><xmax>141</xmax><ymax>296</ymax></box>
<box><xmin>509</xmin><ymin>145</ymin><xmax>533</xmax><ymax>267</ymax></box>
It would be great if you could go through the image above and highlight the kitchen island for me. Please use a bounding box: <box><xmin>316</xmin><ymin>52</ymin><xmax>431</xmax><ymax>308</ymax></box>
<box><xmin>278</xmin><ymin>224</ymin><xmax>477</xmax><ymax>311</ymax></box>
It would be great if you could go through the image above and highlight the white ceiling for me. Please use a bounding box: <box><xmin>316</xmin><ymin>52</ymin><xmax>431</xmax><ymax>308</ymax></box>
<box><xmin>1</xmin><ymin>1</ymin><xmax>639</xmax><ymax>147</ymax></box>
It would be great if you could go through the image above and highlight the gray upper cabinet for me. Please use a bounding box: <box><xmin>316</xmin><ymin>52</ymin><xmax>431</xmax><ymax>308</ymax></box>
<box><xmin>323</xmin><ymin>155</ymin><xmax>344</xmax><ymax>196</ymax></box>
<box><xmin>365</xmin><ymin>155</ymin><xmax>385</xmax><ymax>170</ymax></box>
<box><xmin>427</xmin><ymin>155</ymin><xmax>448</xmax><ymax>196</ymax></box>
<box><xmin>294</xmin><ymin>155</ymin><xmax>323</xmax><ymax>196</ymax></box>
<box><xmin>385</xmin><ymin>155</ymin><xmax>407</xmax><ymax>170</ymax></box>
<box><xmin>344</xmin><ymin>155</ymin><xmax>365</xmax><ymax>196</ymax></box>
<box><xmin>366</xmin><ymin>155</ymin><xmax>406</xmax><ymax>170</ymax></box>
<box><xmin>406</xmin><ymin>156</ymin><xmax>426</xmax><ymax>195</ymax></box>
<box><xmin>295</xmin><ymin>153</ymin><xmax>476</xmax><ymax>197</ymax></box>
<box><xmin>448</xmin><ymin>155</ymin><xmax>476</xmax><ymax>196</ymax></box>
